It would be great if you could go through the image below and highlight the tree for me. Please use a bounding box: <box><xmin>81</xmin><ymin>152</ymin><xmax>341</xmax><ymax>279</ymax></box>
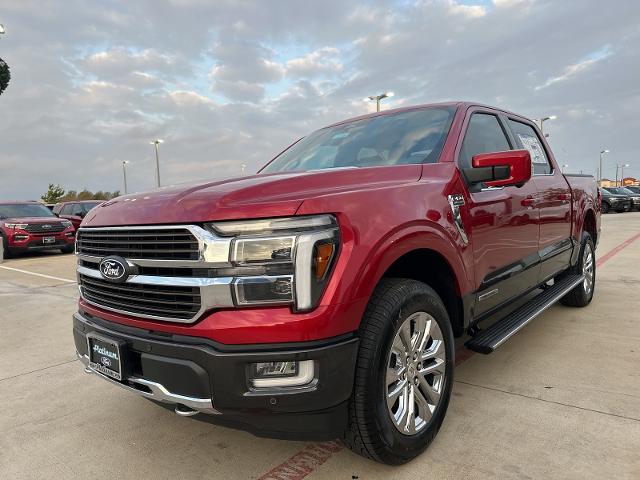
<box><xmin>0</xmin><ymin>58</ymin><xmax>9</xmax><ymax>96</ymax></box>
<box><xmin>41</xmin><ymin>184</ymin><xmax>66</xmax><ymax>204</ymax></box>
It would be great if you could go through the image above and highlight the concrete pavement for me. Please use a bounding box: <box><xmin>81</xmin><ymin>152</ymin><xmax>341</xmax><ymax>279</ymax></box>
<box><xmin>1</xmin><ymin>214</ymin><xmax>639</xmax><ymax>479</ymax></box>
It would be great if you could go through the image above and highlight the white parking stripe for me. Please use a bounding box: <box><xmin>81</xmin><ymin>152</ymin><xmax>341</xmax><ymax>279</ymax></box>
<box><xmin>0</xmin><ymin>265</ymin><xmax>76</xmax><ymax>283</ymax></box>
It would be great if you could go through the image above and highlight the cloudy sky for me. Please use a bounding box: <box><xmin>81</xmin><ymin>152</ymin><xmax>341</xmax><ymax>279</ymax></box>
<box><xmin>0</xmin><ymin>0</ymin><xmax>638</xmax><ymax>200</ymax></box>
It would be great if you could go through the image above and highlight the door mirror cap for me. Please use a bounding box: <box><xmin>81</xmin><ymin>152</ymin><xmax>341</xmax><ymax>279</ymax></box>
<box><xmin>464</xmin><ymin>149</ymin><xmax>532</xmax><ymax>188</ymax></box>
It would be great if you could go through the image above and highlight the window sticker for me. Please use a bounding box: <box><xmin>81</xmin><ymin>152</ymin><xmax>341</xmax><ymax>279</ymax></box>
<box><xmin>517</xmin><ymin>134</ymin><xmax>546</xmax><ymax>164</ymax></box>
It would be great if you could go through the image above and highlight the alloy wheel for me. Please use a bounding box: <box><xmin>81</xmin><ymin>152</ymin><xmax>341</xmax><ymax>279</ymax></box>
<box><xmin>583</xmin><ymin>244</ymin><xmax>594</xmax><ymax>295</ymax></box>
<box><xmin>385</xmin><ymin>311</ymin><xmax>446</xmax><ymax>435</ymax></box>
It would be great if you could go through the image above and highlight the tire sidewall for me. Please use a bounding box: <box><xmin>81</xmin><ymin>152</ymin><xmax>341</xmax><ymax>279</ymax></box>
<box><xmin>369</xmin><ymin>282</ymin><xmax>455</xmax><ymax>461</ymax></box>
<box><xmin>579</xmin><ymin>235</ymin><xmax>596</xmax><ymax>303</ymax></box>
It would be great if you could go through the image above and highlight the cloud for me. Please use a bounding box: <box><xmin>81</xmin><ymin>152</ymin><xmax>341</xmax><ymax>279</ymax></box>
<box><xmin>0</xmin><ymin>0</ymin><xmax>639</xmax><ymax>199</ymax></box>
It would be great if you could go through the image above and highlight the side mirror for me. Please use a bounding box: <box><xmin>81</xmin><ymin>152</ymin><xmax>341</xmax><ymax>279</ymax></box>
<box><xmin>464</xmin><ymin>149</ymin><xmax>532</xmax><ymax>188</ymax></box>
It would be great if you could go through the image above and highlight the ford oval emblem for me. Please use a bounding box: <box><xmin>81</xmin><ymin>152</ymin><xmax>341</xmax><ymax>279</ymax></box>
<box><xmin>99</xmin><ymin>256</ymin><xmax>129</xmax><ymax>283</ymax></box>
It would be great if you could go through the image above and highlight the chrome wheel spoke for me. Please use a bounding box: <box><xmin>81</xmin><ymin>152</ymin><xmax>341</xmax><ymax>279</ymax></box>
<box><xmin>386</xmin><ymin>311</ymin><xmax>447</xmax><ymax>436</ymax></box>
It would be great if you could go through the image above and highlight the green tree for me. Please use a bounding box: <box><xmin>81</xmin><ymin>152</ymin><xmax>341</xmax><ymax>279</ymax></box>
<box><xmin>0</xmin><ymin>58</ymin><xmax>9</xmax><ymax>96</ymax></box>
<box><xmin>41</xmin><ymin>184</ymin><xmax>66</xmax><ymax>204</ymax></box>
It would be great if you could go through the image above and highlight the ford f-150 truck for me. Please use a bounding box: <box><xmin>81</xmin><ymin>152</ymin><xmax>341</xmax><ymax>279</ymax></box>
<box><xmin>73</xmin><ymin>102</ymin><xmax>600</xmax><ymax>464</ymax></box>
<box><xmin>1</xmin><ymin>201</ymin><xmax>76</xmax><ymax>258</ymax></box>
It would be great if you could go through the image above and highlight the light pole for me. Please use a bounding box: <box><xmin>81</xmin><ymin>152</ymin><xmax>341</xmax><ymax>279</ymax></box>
<box><xmin>122</xmin><ymin>160</ymin><xmax>130</xmax><ymax>194</ymax></box>
<box><xmin>598</xmin><ymin>149</ymin><xmax>609</xmax><ymax>185</ymax></box>
<box><xmin>561</xmin><ymin>164</ymin><xmax>569</xmax><ymax>173</ymax></box>
<box><xmin>150</xmin><ymin>139</ymin><xmax>164</xmax><ymax>187</ymax></box>
<box><xmin>616</xmin><ymin>163</ymin><xmax>630</xmax><ymax>186</ymax></box>
<box><xmin>364</xmin><ymin>92</ymin><xmax>394</xmax><ymax>112</ymax></box>
<box><xmin>537</xmin><ymin>115</ymin><xmax>556</xmax><ymax>135</ymax></box>
<box><xmin>0</xmin><ymin>24</ymin><xmax>5</xmax><ymax>35</ymax></box>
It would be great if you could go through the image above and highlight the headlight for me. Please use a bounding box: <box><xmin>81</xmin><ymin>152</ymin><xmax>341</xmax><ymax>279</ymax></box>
<box><xmin>3</xmin><ymin>223</ymin><xmax>28</xmax><ymax>229</ymax></box>
<box><xmin>206</xmin><ymin>215</ymin><xmax>339</xmax><ymax>311</ymax></box>
<box><xmin>61</xmin><ymin>220</ymin><xmax>73</xmax><ymax>228</ymax></box>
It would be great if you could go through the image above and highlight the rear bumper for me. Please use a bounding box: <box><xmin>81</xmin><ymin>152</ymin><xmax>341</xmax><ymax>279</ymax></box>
<box><xmin>73</xmin><ymin>310</ymin><xmax>359</xmax><ymax>440</ymax></box>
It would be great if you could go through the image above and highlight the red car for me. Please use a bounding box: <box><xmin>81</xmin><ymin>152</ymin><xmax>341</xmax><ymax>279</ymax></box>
<box><xmin>53</xmin><ymin>200</ymin><xmax>104</xmax><ymax>229</ymax></box>
<box><xmin>73</xmin><ymin>102</ymin><xmax>600</xmax><ymax>464</ymax></box>
<box><xmin>0</xmin><ymin>201</ymin><xmax>76</xmax><ymax>258</ymax></box>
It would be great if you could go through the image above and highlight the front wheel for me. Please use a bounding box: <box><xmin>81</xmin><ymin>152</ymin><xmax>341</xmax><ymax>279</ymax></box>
<box><xmin>601</xmin><ymin>202</ymin><xmax>610</xmax><ymax>214</ymax></box>
<box><xmin>343</xmin><ymin>278</ymin><xmax>454</xmax><ymax>465</ymax></box>
<box><xmin>60</xmin><ymin>245</ymin><xmax>75</xmax><ymax>254</ymax></box>
<box><xmin>560</xmin><ymin>234</ymin><xmax>595</xmax><ymax>307</ymax></box>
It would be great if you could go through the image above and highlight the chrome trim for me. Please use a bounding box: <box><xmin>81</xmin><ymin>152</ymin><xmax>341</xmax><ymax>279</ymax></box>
<box><xmin>78</xmin><ymin>352</ymin><xmax>220</xmax><ymax>415</ymax></box>
<box><xmin>447</xmin><ymin>194</ymin><xmax>469</xmax><ymax>245</ymax></box>
<box><xmin>77</xmin><ymin>265</ymin><xmax>234</xmax><ymax>323</ymax></box>
<box><xmin>77</xmin><ymin>225</ymin><xmax>232</xmax><ymax>267</ymax></box>
<box><xmin>478</xmin><ymin>288</ymin><xmax>499</xmax><ymax>301</ymax></box>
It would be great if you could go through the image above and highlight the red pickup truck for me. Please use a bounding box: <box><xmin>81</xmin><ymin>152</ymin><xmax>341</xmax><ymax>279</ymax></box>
<box><xmin>73</xmin><ymin>102</ymin><xmax>600</xmax><ymax>464</ymax></box>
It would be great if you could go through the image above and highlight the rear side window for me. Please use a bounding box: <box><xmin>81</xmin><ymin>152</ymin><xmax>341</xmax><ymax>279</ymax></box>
<box><xmin>508</xmin><ymin>120</ymin><xmax>552</xmax><ymax>175</ymax></box>
<box><xmin>459</xmin><ymin>113</ymin><xmax>511</xmax><ymax>171</ymax></box>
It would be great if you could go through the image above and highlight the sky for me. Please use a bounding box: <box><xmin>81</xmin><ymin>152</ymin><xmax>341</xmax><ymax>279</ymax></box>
<box><xmin>0</xmin><ymin>0</ymin><xmax>639</xmax><ymax>200</ymax></box>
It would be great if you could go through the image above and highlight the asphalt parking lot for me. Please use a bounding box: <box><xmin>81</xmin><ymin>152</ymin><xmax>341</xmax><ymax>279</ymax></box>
<box><xmin>1</xmin><ymin>213</ymin><xmax>639</xmax><ymax>480</ymax></box>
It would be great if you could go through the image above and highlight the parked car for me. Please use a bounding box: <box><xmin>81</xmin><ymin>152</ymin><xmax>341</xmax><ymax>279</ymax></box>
<box><xmin>0</xmin><ymin>201</ymin><xmax>76</xmax><ymax>258</ymax></box>
<box><xmin>603</xmin><ymin>187</ymin><xmax>640</xmax><ymax>211</ymax></box>
<box><xmin>53</xmin><ymin>200</ymin><xmax>104</xmax><ymax>229</ymax></box>
<box><xmin>624</xmin><ymin>185</ymin><xmax>640</xmax><ymax>194</ymax></box>
<box><xmin>72</xmin><ymin>102</ymin><xmax>600</xmax><ymax>465</ymax></box>
<box><xmin>601</xmin><ymin>188</ymin><xmax>635</xmax><ymax>212</ymax></box>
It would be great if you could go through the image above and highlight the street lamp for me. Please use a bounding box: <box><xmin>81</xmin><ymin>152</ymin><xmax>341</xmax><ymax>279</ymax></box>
<box><xmin>616</xmin><ymin>163</ymin><xmax>630</xmax><ymax>186</ymax></box>
<box><xmin>0</xmin><ymin>24</ymin><xmax>5</xmax><ymax>35</ymax></box>
<box><xmin>537</xmin><ymin>115</ymin><xmax>556</xmax><ymax>135</ymax></box>
<box><xmin>122</xmin><ymin>161</ymin><xmax>130</xmax><ymax>194</ymax></box>
<box><xmin>364</xmin><ymin>91</ymin><xmax>394</xmax><ymax>112</ymax></box>
<box><xmin>150</xmin><ymin>139</ymin><xmax>164</xmax><ymax>187</ymax></box>
<box><xmin>598</xmin><ymin>149</ymin><xmax>610</xmax><ymax>185</ymax></box>
<box><xmin>561</xmin><ymin>164</ymin><xmax>569</xmax><ymax>173</ymax></box>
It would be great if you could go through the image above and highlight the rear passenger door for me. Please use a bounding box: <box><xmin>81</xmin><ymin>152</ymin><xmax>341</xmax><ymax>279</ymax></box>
<box><xmin>507</xmin><ymin>119</ymin><xmax>572</xmax><ymax>282</ymax></box>
<box><xmin>458</xmin><ymin>109</ymin><xmax>541</xmax><ymax>316</ymax></box>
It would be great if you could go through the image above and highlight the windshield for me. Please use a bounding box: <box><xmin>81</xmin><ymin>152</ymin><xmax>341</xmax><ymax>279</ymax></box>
<box><xmin>606</xmin><ymin>187</ymin><xmax>633</xmax><ymax>195</ymax></box>
<box><xmin>0</xmin><ymin>203</ymin><xmax>56</xmax><ymax>219</ymax></box>
<box><xmin>262</xmin><ymin>107</ymin><xmax>456</xmax><ymax>173</ymax></box>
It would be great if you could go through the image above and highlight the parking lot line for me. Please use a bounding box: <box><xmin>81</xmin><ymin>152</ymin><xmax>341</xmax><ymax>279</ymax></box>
<box><xmin>596</xmin><ymin>232</ymin><xmax>640</xmax><ymax>268</ymax></box>
<box><xmin>0</xmin><ymin>265</ymin><xmax>76</xmax><ymax>283</ymax></box>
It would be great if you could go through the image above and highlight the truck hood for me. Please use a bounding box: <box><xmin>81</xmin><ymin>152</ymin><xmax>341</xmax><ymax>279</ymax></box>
<box><xmin>83</xmin><ymin>165</ymin><xmax>422</xmax><ymax>227</ymax></box>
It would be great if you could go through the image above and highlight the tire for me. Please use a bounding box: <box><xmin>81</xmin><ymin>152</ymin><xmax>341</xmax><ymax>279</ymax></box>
<box><xmin>560</xmin><ymin>234</ymin><xmax>595</xmax><ymax>307</ymax></box>
<box><xmin>1</xmin><ymin>235</ymin><xmax>13</xmax><ymax>259</ymax></box>
<box><xmin>60</xmin><ymin>245</ymin><xmax>75</xmax><ymax>254</ymax></box>
<box><xmin>601</xmin><ymin>202</ymin><xmax>610</xmax><ymax>214</ymax></box>
<box><xmin>343</xmin><ymin>278</ymin><xmax>455</xmax><ymax>465</ymax></box>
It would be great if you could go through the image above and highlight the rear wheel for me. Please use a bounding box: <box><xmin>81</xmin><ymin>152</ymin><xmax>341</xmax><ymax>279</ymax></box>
<box><xmin>343</xmin><ymin>278</ymin><xmax>454</xmax><ymax>465</ymax></box>
<box><xmin>560</xmin><ymin>234</ymin><xmax>595</xmax><ymax>307</ymax></box>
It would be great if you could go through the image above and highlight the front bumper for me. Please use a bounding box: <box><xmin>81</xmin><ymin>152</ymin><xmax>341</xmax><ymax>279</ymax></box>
<box><xmin>73</xmin><ymin>310</ymin><xmax>359</xmax><ymax>440</ymax></box>
<box><xmin>6</xmin><ymin>230</ymin><xmax>75</xmax><ymax>251</ymax></box>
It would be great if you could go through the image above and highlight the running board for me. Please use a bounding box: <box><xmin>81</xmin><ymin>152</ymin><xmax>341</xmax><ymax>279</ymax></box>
<box><xmin>465</xmin><ymin>274</ymin><xmax>585</xmax><ymax>354</ymax></box>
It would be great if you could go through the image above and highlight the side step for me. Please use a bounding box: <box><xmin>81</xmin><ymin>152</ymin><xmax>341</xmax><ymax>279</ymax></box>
<box><xmin>465</xmin><ymin>274</ymin><xmax>585</xmax><ymax>354</ymax></box>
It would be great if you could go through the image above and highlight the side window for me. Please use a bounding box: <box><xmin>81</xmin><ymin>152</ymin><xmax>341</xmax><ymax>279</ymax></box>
<box><xmin>508</xmin><ymin>120</ymin><xmax>552</xmax><ymax>175</ymax></box>
<box><xmin>71</xmin><ymin>204</ymin><xmax>84</xmax><ymax>216</ymax></box>
<box><xmin>60</xmin><ymin>204</ymin><xmax>72</xmax><ymax>215</ymax></box>
<box><xmin>459</xmin><ymin>113</ymin><xmax>511</xmax><ymax>171</ymax></box>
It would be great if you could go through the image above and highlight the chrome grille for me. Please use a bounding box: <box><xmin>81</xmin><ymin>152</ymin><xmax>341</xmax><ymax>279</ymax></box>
<box><xmin>76</xmin><ymin>228</ymin><xmax>200</xmax><ymax>260</ymax></box>
<box><xmin>78</xmin><ymin>273</ymin><xmax>202</xmax><ymax>321</ymax></box>
<box><xmin>25</xmin><ymin>223</ymin><xmax>65</xmax><ymax>233</ymax></box>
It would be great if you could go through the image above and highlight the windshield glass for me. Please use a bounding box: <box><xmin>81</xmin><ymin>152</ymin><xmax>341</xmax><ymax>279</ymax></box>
<box><xmin>607</xmin><ymin>187</ymin><xmax>632</xmax><ymax>195</ymax></box>
<box><xmin>262</xmin><ymin>107</ymin><xmax>456</xmax><ymax>173</ymax></box>
<box><xmin>0</xmin><ymin>203</ymin><xmax>56</xmax><ymax>219</ymax></box>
